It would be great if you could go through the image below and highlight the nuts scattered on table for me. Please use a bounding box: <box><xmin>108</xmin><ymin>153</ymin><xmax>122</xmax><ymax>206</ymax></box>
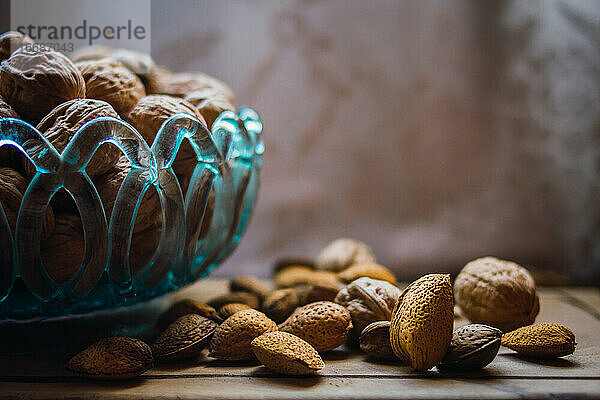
<box><xmin>438</xmin><ymin>324</ymin><xmax>502</xmax><ymax>371</ymax></box>
<box><xmin>66</xmin><ymin>337</ymin><xmax>154</xmax><ymax>380</ymax></box>
<box><xmin>209</xmin><ymin>309</ymin><xmax>277</xmax><ymax>361</ymax></box>
<box><xmin>390</xmin><ymin>274</ymin><xmax>454</xmax><ymax>371</ymax></box>
<box><xmin>454</xmin><ymin>256</ymin><xmax>540</xmax><ymax>332</ymax></box>
<box><xmin>316</xmin><ymin>238</ymin><xmax>376</xmax><ymax>272</ymax></box>
<box><xmin>251</xmin><ymin>331</ymin><xmax>325</xmax><ymax>375</ymax></box>
<box><xmin>152</xmin><ymin>314</ymin><xmax>218</xmax><ymax>362</ymax></box>
<box><xmin>501</xmin><ymin>323</ymin><xmax>576</xmax><ymax>358</ymax></box>
<box><xmin>359</xmin><ymin>320</ymin><xmax>395</xmax><ymax>360</ymax></box>
<box><xmin>279</xmin><ymin>301</ymin><xmax>352</xmax><ymax>353</ymax></box>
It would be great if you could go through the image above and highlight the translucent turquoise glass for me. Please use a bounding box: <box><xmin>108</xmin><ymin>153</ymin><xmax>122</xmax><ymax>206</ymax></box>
<box><xmin>0</xmin><ymin>107</ymin><xmax>262</xmax><ymax>320</ymax></box>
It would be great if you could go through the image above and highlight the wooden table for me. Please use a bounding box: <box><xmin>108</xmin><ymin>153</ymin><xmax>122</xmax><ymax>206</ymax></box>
<box><xmin>0</xmin><ymin>279</ymin><xmax>599</xmax><ymax>399</ymax></box>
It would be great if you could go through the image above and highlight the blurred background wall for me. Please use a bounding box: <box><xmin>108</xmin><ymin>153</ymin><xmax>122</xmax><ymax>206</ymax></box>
<box><xmin>150</xmin><ymin>0</ymin><xmax>599</xmax><ymax>284</ymax></box>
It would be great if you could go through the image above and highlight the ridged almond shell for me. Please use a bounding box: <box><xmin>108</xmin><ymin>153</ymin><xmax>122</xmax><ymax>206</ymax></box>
<box><xmin>251</xmin><ymin>331</ymin><xmax>324</xmax><ymax>375</ymax></box>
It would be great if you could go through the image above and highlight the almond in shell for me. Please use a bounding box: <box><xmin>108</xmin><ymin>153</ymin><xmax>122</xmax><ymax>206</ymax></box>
<box><xmin>157</xmin><ymin>299</ymin><xmax>222</xmax><ymax>328</ymax></box>
<box><xmin>279</xmin><ymin>301</ymin><xmax>352</xmax><ymax>352</ymax></box>
<box><xmin>66</xmin><ymin>337</ymin><xmax>153</xmax><ymax>380</ymax></box>
<box><xmin>251</xmin><ymin>331</ymin><xmax>324</xmax><ymax>375</ymax></box>
<box><xmin>315</xmin><ymin>238</ymin><xmax>376</xmax><ymax>272</ymax></box>
<box><xmin>338</xmin><ymin>263</ymin><xmax>396</xmax><ymax>285</ymax></box>
<box><xmin>152</xmin><ymin>314</ymin><xmax>218</xmax><ymax>362</ymax></box>
<box><xmin>501</xmin><ymin>323</ymin><xmax>576</xmax><ymax>358</ymax></box>
<box><xmin>390</xmin><ymin>274</ymin><xmax>454</xmax><ymax>371</ymax></box>
<box><xmin>209</xmin><ymin>309</ymin><xmax>277</xmax><ymax>360</ymax></box>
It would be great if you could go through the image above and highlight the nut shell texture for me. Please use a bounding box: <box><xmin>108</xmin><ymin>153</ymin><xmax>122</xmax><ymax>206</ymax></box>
<box><xmin>316</xmin><ymin>238</ymin><xmax>376</xmax><ymax>272</ymax></box>
<box><xmin>157</xmin><ymin>299</ymin><xmax>222</xmax><ymax>328</ymax></box>
<box><xmin>152</xmin><ymin>314</ymin><xmax>217</xmax><ymax>361</ymax></box>
<box><xmin>439</xmin><ymin>324</ymin><xmax>502</xmax><ymax>371</ymax></box>
<box><xmin>262</xmin><ymin>288</ymin><xmax>300</xmax><ymax>323</ymax></box>
<box><xmin>66</xmin><ymin>337</ymin><xmax>153</xmax><ymax>380</ymax></box>
<box><xmin>76</xmin><ymin>59</ymin><xmax>146</xmax><ymax>116</ymax></box>
<box><xmin>32</xmin><ymin>99</ymin><xmax>121</xmax><ymax>177</ymax></box>
<box><xmin>279</xmin><ymin>301</ymin><xmax>352</xmax><ymax>352</ymax></box>
<box><xmin>0</xmin><ymin>47</ymin><xmax>85</xmax><ymax>123</ymax></box>
<box><xmin>359</xmin><ymin>321</ymin><xmax>395</xmax><ymax>359</ymax></box>
<box><xmin>0</xmin><ymin>31</ymin><xmax>35</xmax><ymax>62</ymax></box>
<box><xmin>338</xmin><ymin>263</ymin><xmax>397</xmax><ymax>285</ymax></box>
<box><xmin>390</xmin><ymin>274</ymin><xmax>454</xmax><ymax>371</ymax></box>
<box><xmin>209</xmin><ymin>309</ymin><xmax>277</xmax><ymax>360</ymax></box>
<box><xmin>335</xmin><ymin>277</ymin><xmax>402</xmax><ymax>334</ymax></box>
<box><xmin>501</xmin><ymin>323</ymin><xmax>576</xmax><ymax>358</ymax></box>
<box><xmin>454</xmin><ymin>257</ymin><xmax>539</xmax><ymax>332</ymax></box>
<box><xmin>252</xmin><ymin>331</ymin><xmax>324</xmax><ymax>375</ymax></box>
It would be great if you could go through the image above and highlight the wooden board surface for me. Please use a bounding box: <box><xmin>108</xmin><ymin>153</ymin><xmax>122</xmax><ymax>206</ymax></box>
<box><xmin>0</xmin><ymin>280</ymin><xmax>599</xmax><ymax>399</ymax></box>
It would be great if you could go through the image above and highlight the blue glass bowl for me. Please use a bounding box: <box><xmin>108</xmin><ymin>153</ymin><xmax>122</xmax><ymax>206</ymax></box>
<box><xmin>0</xmin><ymin>107</ymin><xmax>263</xmax><ymax>321</ymax></box>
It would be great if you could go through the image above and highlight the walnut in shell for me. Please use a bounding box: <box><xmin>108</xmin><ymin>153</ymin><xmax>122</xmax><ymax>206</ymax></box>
<box><xmin>0</xmin><ymin>167</ymin><xmax>54</xmax><ymax>240</ymax></box>
<box><xmin>154</xmin><ymin>71</ymin><xmax>235</xmax><ymax>103</ymax></box>
<box><xmin>0</xmin><ymin>31</ymin><xmax>35</xmax><ymax>62</ymax></box>
<box><xmin>76</xmin><ymin>59</ymin><xmax>146</xmax><ymax>116</ymax></box>
<box><xmin>125</xmin><ymin>95</ymin><xmax>205</xmax><ymax>178</ymax></box>
<box><xmin>0</xmin><ymin>47</ymin><xmax>85</xmax><ymax>123</ymax></box>
<box><xmin>70</xmin><ymin>45</ymin><xmax>115</xmax><ymax>63</ymax></box>
<box><xmin>93</xmin><ymin>156</ymin><xmax>161</xmax><ymax>234</ymax></box>
<box><xmin>454</xmin><ymin>256</ymin><xmax>540</xmax><ymax>332</ymax></box>
<box><xmin>184</xmin><ymin>88</ymin><xmax>235</xmax><ymax>128</ymax></box>
<box><xmin>109</xmin><ymin>49</ymin><xmax>159</xmax><ymax>93</ymax></box>
<box><xmin>41</xmin><ymin>214</ymin><xmax>84</xmax><ymax>284</ymax></box>
<box><xmin>334</xmin><ymin>277</ymin><xmax>402</xmax><ymax>335</ymax></box>
<box><xmin>29</xmin><ymin>99</ymin><xmax>121</xmax><ymax>177</ymax></box>
<box><xmin>0</xmin><ymin>96</ymin><xmax>21</xmax><ymax>167</ymax></box>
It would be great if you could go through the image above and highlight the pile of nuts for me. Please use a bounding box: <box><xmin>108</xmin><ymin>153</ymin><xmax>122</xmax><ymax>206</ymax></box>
<box><xmin>65</xmin><ymin>238</ymin><xmax>577</xmax><ymax>379</ymax></box>
<box><xmin>0</xmin><ymin>30</ymin><xmax>235</xmax><ymax>278</ymax></box>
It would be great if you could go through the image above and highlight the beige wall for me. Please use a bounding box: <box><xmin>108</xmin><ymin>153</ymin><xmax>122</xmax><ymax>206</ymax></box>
<box><xmin>151</xmin><ymin>0</ymin><xmax>599</xmax><ymax>284</ymax></box>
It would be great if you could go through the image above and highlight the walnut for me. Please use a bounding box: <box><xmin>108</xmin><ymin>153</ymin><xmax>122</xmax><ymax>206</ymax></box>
<box><xmin>41</xmin><ymin>214</ymin><xmax>83</xmax><ymax>284</ymax></box>
<box><xmin>454</xmin><ymin>256</ymin><xmax>540</xmax><ymax>332</ymax></box>
<box><xmin>76</xmin><ymin>59</ymin><xmax>146</xmax><ymax>116</ymax></box>
<box><xmin>154</xmin><ymin>71</ymin><xmax>235</xmax><ymax>104</ymax></box>
<box><xmin>125</xmin><ymin>95</ymin><xmax>205</xmax><ymax>179</ymax></box>
<box><xmin>0</xmin><ymin>167</ymin><xmax>54</xmax><ymax>240</ymax></box>
<box><xmin>0</xmin><ymin>31</ymin><xmax>35</xmax><ymax>62</ymax></box>
<box><xmin>129</xmin><ymin>222</ymin><xmax>161</xmax><ymax>275</ymax></box>
<box><xmin>108</xmin><ymin>49</ymin><xmax>159</xmax><ymax>93</ymax></box>
<box><xmin>26</xmin><ymin>99</ymin><xmax>121</xmax><ymax>178</ymax></box>
<box><xmin>184</xmin><ymin>87</ymin><xmax>235</xmax><ymax>129</ymax></box>
<box><xmin>334</xmin><ymin>277</ymin><xmax>402</xmax><ymax>334</ymax></box>
<box><xmin>93</xmin><ymin>156</ymin><xmax>161</xmax><ymax>234</ymax></box>
<box><xmin>0</xmin><ymin>47</ymin><xmax>85</xmax><ymax>124</ymax></box>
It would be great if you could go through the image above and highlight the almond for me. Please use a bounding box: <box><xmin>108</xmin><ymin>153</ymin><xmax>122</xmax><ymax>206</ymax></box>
<box><xmin>209</xmin><ymin>309</ymin><xmax>277</xmax><ymax>360</ymax></box>
<box><xmin>316</xmin><ymin>238</ymin><xmax>376</xmax><ymax>272</ymax></box>
<box><xmin>152</xmin><ymin>314</ymin><xmax>218</xmax><ymax>362</ymax></box>
<box><xmin>279</xmin><ymin>301</ymin><xmax>352</xmax><ymax>352</ymax></box>
<box><xmin>272</xmin><ymin>256</ymin><xmax>315</xmax><ymax>273</ymax></box>
<box><xmin>157</xmin><ymin>299</ymin><xmax>222</xmax><ymax>328</ymax></box>
<box><xmin>275</xmin><ymin>266</ymin><xmax>341</xmax><ymax>289</ymax></box>
<box><xmin>262</xmin><ymin>288</ymin><xmax>300</xmax><ymax>324</ymax></box>
<box><xmin>390</xmin><ymin>274</ymin><xmax>454</xmax><ymax>371</ymax></box>
<box><xmin>229</xmin><ymin>275</ymin><xmax>272</xmax><ymax>301</ymax></box>
<box><xmin>251</xmin><ymin>331</ymin><xmax>324</xmax><ymax>375</ymax></box>
<box><xmin>338</xmin><ymin>263</ymin><xmax>396</xmax><ymax>285</ymax></box>
<box><xmin>501</xmin><ymin>323</ymin><xmax>576</xmax><ymax>358</ymax></box>
<box><xmin>218</xmin><ymin>302</ymin><xmax>252</xmax><ymax>319</ymax></box>
<box><xmin>208</xmin><ymin>291</ymin><xmax>261</xmax><ymax>310</ymax></box>
<box><xmin>66</xmin><ymin>337</ymin><xmax>153</xmax><ymax>380</ymax></box>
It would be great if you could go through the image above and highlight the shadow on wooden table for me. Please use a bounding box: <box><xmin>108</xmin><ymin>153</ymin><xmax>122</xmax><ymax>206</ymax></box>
<box><xmin>249</xmin><ymin>366</ymin><xmax>323</xmax><ymax>387</ymax></box>
<box><xmin>498</xmin><ymin>353</ymin><xmax>579</xmax><ymax>368</ymax></box>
